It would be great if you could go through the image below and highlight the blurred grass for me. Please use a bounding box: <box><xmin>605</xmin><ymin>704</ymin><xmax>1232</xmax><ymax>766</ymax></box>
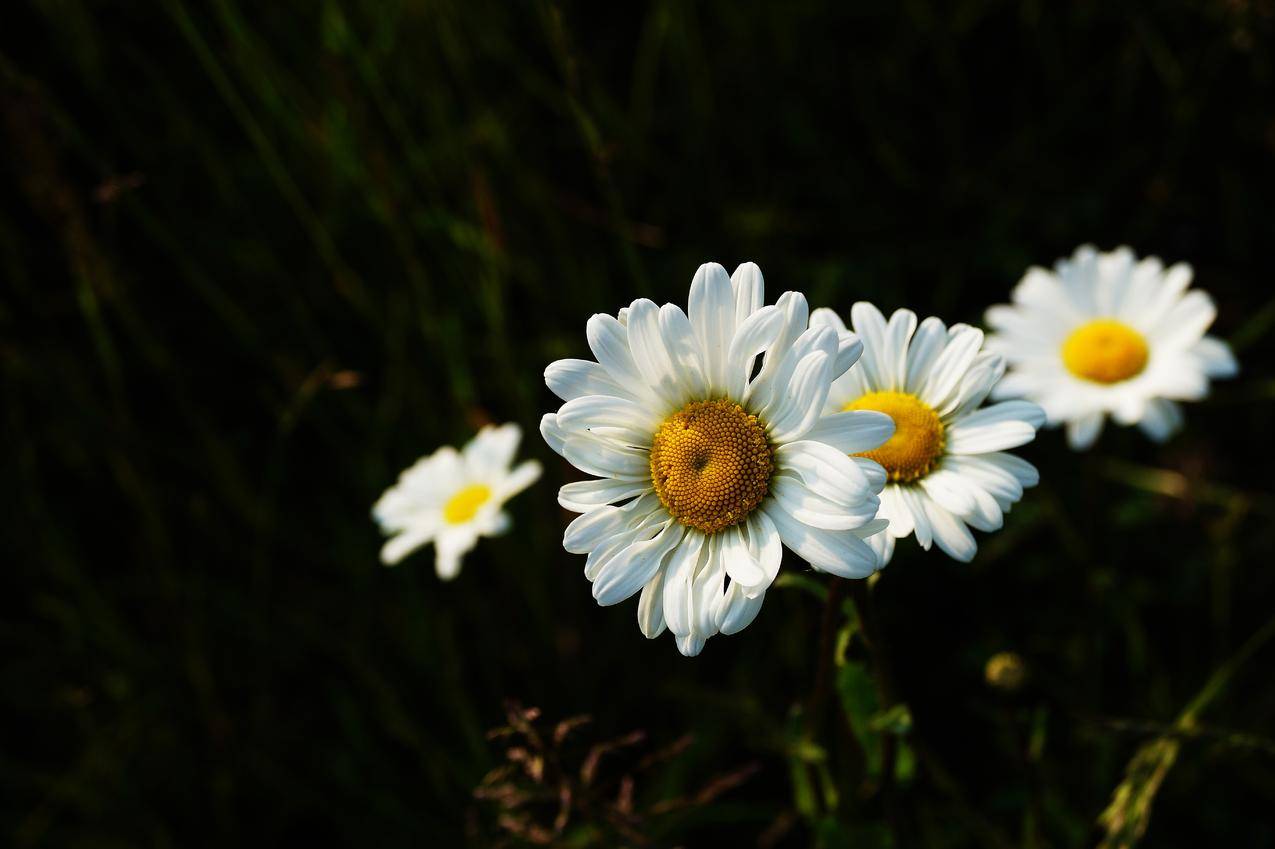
<box><xmin>3</xmin><ymin>0</ymin><xmax>1275</xmax><ymax>846</ymax></box>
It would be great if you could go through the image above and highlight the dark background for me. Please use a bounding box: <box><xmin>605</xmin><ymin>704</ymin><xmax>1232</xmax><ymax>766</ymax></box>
<box><xmin>3</xmin><ymin>1</ymin><xmax>1274</xmax><ymax>846</ymax></box>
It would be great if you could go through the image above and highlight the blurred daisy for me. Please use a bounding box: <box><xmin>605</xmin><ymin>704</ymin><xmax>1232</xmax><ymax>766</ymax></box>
<box><xmin>812</xmin><ymin>303</ymin><xmax>1044</xmax><ymax>566</ymax></box>
<box><xmin>985</xmin><ymin>245</ymin><xmax>1237</xmax><ymax>449</ymax></box>
<box><xmin>541</xmin><ymin>262</ymin><xmax>894</xmax><ymax>656</ymax></box>
<box><xmin>373</xmin><ymin>424</ymin><xmax>542</xmax><ymax>578</ymax></box>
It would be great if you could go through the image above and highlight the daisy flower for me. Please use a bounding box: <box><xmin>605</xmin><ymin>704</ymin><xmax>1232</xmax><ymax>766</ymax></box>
<box><xmin>541</xmin><ymin>262</ymin><xmax>894</xmax><ymax>656</ymax></box>
<box><xmin>985</xmin><ymin>245</ymin><xmax>1238</xmax><ymax>449</ymax></box>
<box><xmin>373</xmin><ymin>424</ymin><xmax>542</xmax><ymax>578</ymax></box>
<box><xmin>811</xmin><ymin>303</ymin><xmax>1045</xmax><ymax>566</ymax></box>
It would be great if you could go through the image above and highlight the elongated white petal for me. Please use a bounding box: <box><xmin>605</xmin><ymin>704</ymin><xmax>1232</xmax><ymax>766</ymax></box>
<box><xmin>720</xmin><ymin>524</ymin><xmax>766</xmax><ymax>592</ymax></box>
<box><xmin>802</xmin><ymin>410</ymin><xmax>895</xmax><ymax>454</ymax></box>
<box><xmin>593</xmin><ymin>519</ymin><xmax>683</xmax><ymax>606</ymax></box>
<box><xmin>557</xmin><ymin>477</ymin><xmax>650</xmax><ymax>513</ymax></box>
<box><xmin>658</xmin><ymin>303</ymin><xmax>709</xmax><ymax>399</ymax></box>
<box><xmin>688</xmin><ymin>262</ymin><xmax>736</xmax><ymax>395</ymax></box>
<box><xmin>627</xmin><ymin>298</ymin><xmax>685</xmax><ymax>408</ymax></box>
<box><xmin>663</xmin><ymin>530</ymin><xmax>705</xmax><ymax>638</ymax></box>
<box><xmin>946</xmin><ymin>401</ymin><xmax>1044</xmax><ymax>454</ymax></box>
<box><xmin>731</xmin><ymin>261</ymin><xmax>765</xmax><ymax>325</ymax></box>
<box><xmin>540</xmin><ymin>413</ymin><xmax>567</xmax><ymax>456</ymax></box>
<box><xmin>850</xmin><ymin>301</ymin><xmax>891</xmax><ymax>390</ymax></box>
<box><xmin>637</xmin><ymin>567</ymin><xmax>667</xmax><ymax>638</ymax></box>
<box><xmin>562</xmin><ymin>435</ymin><xmax>649</xmax><ymax>478</ymax></box>
<box><xmin>905</xmin><ymin>316</ymin><xmax>948</xmax><ymax>393</ymax></box>
<box><xmin>776</xmin><ymin>440</ymin><xmax>876</xmax><ymax>505</ymax></box>
<box><xmin>545</xmin><ymin>358</ymin><xmax>627</xmax><ymax>402</ymax></box>
<box><xmin>587</xmin><ymin>313</ymin><xmax>646</xmax><ymax>391</ymax></box>
<box><xmin>920</xmin><ymin>324</ymin><xmax>984</xmax><ymax>409</ymax></box>
<box><xmin>763</xmin><ymin>504</ymin><xmax>878</xmax><ymax>578</ymax></box>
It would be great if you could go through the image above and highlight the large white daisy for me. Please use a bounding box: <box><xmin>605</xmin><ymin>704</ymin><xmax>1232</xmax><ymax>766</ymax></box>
<box><xmin>811</xmin><ymin>303</ymin><xmax>1045</xmax><ymax>566</ymax></box>
<box><xmin>985</xmin><ymin>245</ymin><xmax>1238</xmax><ymax>449</ymax></box>
<box><xmin>541</xmin><ymin>262</ymin><xmax>895</xmax><ymax>656</ymax></box>
<box><xmin>373</xmin><ymin>423</ymin><xmax>542</xmax><ymax>578</ymax></box>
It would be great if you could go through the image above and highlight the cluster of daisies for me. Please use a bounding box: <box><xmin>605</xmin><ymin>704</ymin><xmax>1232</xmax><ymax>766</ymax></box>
<box><xmin>374</xmin><ymin>246</ymin><xmax>1236</xmax><ymax>656</ymax></box>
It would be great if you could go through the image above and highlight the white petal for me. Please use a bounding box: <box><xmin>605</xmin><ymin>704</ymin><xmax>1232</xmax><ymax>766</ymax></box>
<box><xmin>1066</xmin><ymin>412</ymin><xmax>1105</xmax><ymax>450</ymax></box>
<box><xmin>545</xmin><ymin>358</ymin><xmax>627</xmax><ymax>402</ymax></box>
<box><xmin>946</xmin><ymin>401</ymin><xmax>1044</xmax><ymax>454</ymax></box>
<box><xmin>724</xmin><ymin>304</ymin><xmax>784</xmax><ymax>399</ymax></box>
<box><xmin>677</xmin><ymin>634</ymin><xmax>706</xmax><ymax>657</ymax></box>
<box><xmin>715</xmin><ymin>581</ymin><xmax>765</xmax><ymax>636</ymax></box>
<box><xmin>463</xmin><ymin>424</ymin><xmax>521</xmax><ymax>476</ymax></box>
<box><xmin>688</xmin><ymin>262</ymin><xmax>736</xmax><ymax>395</ymax></box>
<box><xmin>731</xmin><ymin>261</ymin><xmax>765</xmax><ymax>325</ymax></box>
<box><xmin>897</xmin><ymin>486</ymin><xmax>933</xmax><ymax>549</ymax></box>
<box><xmin>586</xmin><ymin>313</ymin><xmax>646</xmax><ymax>391</ymax></box>
<box><xmin>1150</xmin><ymin>289</ymin><xmax>1215</xmax><ymax>350</ymax></box>
<box><xmin>637</xmin><ymin>567</ymin><xmax>667</xmax><ymax>638</ymax></box>
<box><xmin>766</xmin><ymin>341</ymin><xmax>836</xmax><ymax>443</ymax></box>
<box><xmin>1138</xmin><ymin>398</ymin><xmax>1184</xmax><ymax>442</ymax></box>
<box><xmin>691</xmin><ymin>535</ymin><xmax>726</xmax><ymax>637</ymax></box>
<box><xmin>802</xmin><ymin>410</ymin><xmax>895</xmax><ymax>454</ymax></box>
<box><xmin>921</xmin><ymin>498</ymin><xmax>977</xmax><ymax>562</ymax></box>
<box><xmin>380</xmin><ymin>521</ymin><xmax>439</xmax><ymax>566</ymax></box>
<box><xmin>562</xmin><ymin>435</ymin><xmax>649</xmax><ymax>479</ymax></box>
<box><xmin>763</xmin><ymin>504</ymin><xmax>878</xmax><ymax>578</ymax></box>
<box><xmin>878</xmin><ymin>485</ymin><xmax>913</xmax><ymax>539</ymax></box>
<box><xmin>563</xmin><ymin>493</ymin><xmax>659</xmax><ymax>554</ymax></box>
<box><xmin>882</xmin><ymin>308</ymin><xmax>918</xmax><ymax>390</ymax></box>
<box><xmin>540</xmin><ymin>413</ymin><xmax>567</xmax><ymax>456</ymax></box>
<box><xmin>850</xmin><ymin>301</ymin><xmax>891</xmax><ymax>389</ymax></box>
<box><xmin>556</xmin><ymin>393</ymin><xmax>660</xmax><ymax>438</ymax></box>
<box><xmin>747</xmin><ymin>510</ymin><xmax>783</xmax><ymax>582</ymax></box>
<box><xmin>809</xmin><ymin>307</ymin><xmax>848</xmax><ymax>334</ymax></box>
<box><xmin>557</xmin><ymin>477</ymin><xmax>649</xmax><ymax>513</ymax></box>
<box><xmin>776</xmin><ymin>440</ymin><xmax>877</xmax><ymax>504</ymax></box>
<box><xmin>746</xmin><ymin>291</ymin><xmax>811</xmax><ymax>408</ymax></box>
<box><xmin>866</xmin><ymin>529</ymin><xmax>895</xmax><ymax>568</ymax></box>
<box><xmin>904</xmin><ymin>316</ymin><xmax>948</xmax><ymax>394</ymax></box>
<box><xmin>658</xmin><ymin>303</ymin><xmax>709</xmax><ymax>399</ymax></box>
<box><xmin>627</xmin><ymin>298</ymin><xmax>687</xmax><ymax>408</ymax></box>
<box><xmin>663</xmin><ymin>530</ymin><xmax>705</xmax><ymax>637</ymax></box>
<box><xmin>435</xmin><ymin>530</ymin><xmax>478</xmax><ymax>580</ymax></box>
<box><xmin>593</xmin><ymin>519</ymin><xmax>683</xmax><ymax>606</ymax></box>
<box><xmin>919</xmin><ymin>469</ymin><xmax>978</xmax><ymax>518</ymax></box>
<box><xmin>720</xmin><ymin>523</ymin><xmax>766</xmax><ymax>591</ymax></box>
<box><xmin>495</xmin><ymin>460</ymin><xmax>541</xmax><ymax>501</ymax></box>
<box><xmin>1190</xmin><ymin>336</ymin><xmax>1238</xmax><ymax>378</ymax></box>
<box><xmin>920</xmin><ymin>324</ymin><xmax>984</xmax><ymax>409</ymax></box>
<box><xmin>771</xmin><ymin>473</ymin><xmax>879</xmax><ymax>530</ymax></box>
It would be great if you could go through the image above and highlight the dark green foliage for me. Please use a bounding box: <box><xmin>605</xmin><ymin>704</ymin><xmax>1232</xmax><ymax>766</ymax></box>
<box><xmin>3</xmin><ymin>1</ymin><xmax>1274</xmax><ymax>846</ymax></box>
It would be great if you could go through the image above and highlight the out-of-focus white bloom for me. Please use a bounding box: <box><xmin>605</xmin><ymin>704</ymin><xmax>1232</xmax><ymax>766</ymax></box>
<box><xmin>985</xmin><ymin>245</ymin><xmax>1237</xmax><ymax>449</ymax></box>
<box><xmin>373</xmin><ymin>424</ymin><xmax>541</xmax><ymax>579</ymax></box>
<box><xmin>542</xmin><ymin>262</ymin><xmax>894</xmax><ymax>656</ymax></box>
<box><xmin>813</xmin><ymin>303</ymin><xmax>1044</xmax><ymax>566</ymax></box>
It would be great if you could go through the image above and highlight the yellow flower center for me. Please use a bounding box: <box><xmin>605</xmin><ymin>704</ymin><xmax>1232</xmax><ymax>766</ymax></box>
<box><xmin>649</xmin><ymin>399</ymin><xmax>773</xmax><ymax>535</ymax></box>
<box><xmin>443</xmin><ymin>483</ymin><xmax>491</xmax><ymax>524</ymax></box>
<box><xmin>1061</xmin><ymin>319</ymin><xmax>1149</xmax><ymax>384</ymax></box>
<box><xmin>844</xmin><ymin>391</ymin><xmax>945</xmax><ymax>483</ymax></box>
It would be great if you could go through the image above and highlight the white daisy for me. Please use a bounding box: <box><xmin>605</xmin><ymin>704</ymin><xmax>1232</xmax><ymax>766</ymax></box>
<box><xmin>541</xmin><ymin>262</ymin><xmax>895</xmax><ymax>656</ymax></box>
<box><xmin>811</xmin><ymin>302</ymin><xmax>1045</xmax><ymax>566</ymax></box>
<box><xmin>373</xmin><ymin>423</ymin><xmax>542</xmax><ymax>578</ymax></box>
<box><xmin>985</xmin><ymin>245</ymin><xmax>1238</xmax><ymax>449</ymax></box>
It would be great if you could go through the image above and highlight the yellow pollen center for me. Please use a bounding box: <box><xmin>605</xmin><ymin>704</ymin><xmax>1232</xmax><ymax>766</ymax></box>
<box><xmin>844</xmin><ymin>391</ymin><xmax>945</xmax><ymax>483</ymax></box>
<box><xmin>1061</xmin><ymin>319</ymin><xmax>1149</xmax><ymax>384</ymax></box>
<box><xmin>649</xmin><ymin>399</ymin><xmax>773</xmax><ymax>534</ymax></box>
<box><xmin>443</xmin><ymin>483</ymin><xmax>491</xmax><ymax>524</ymax></box>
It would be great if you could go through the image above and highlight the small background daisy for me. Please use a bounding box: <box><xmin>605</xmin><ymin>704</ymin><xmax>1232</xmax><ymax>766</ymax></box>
<box><xmin>373</xmin><ymin>423</ymin><xmax>541</xmax><ymax>578</ymax></box>
<box><xmin>985</xmin><ymin>245</ymin><xmax>1238</xmax><ymax>449</ymax></box>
